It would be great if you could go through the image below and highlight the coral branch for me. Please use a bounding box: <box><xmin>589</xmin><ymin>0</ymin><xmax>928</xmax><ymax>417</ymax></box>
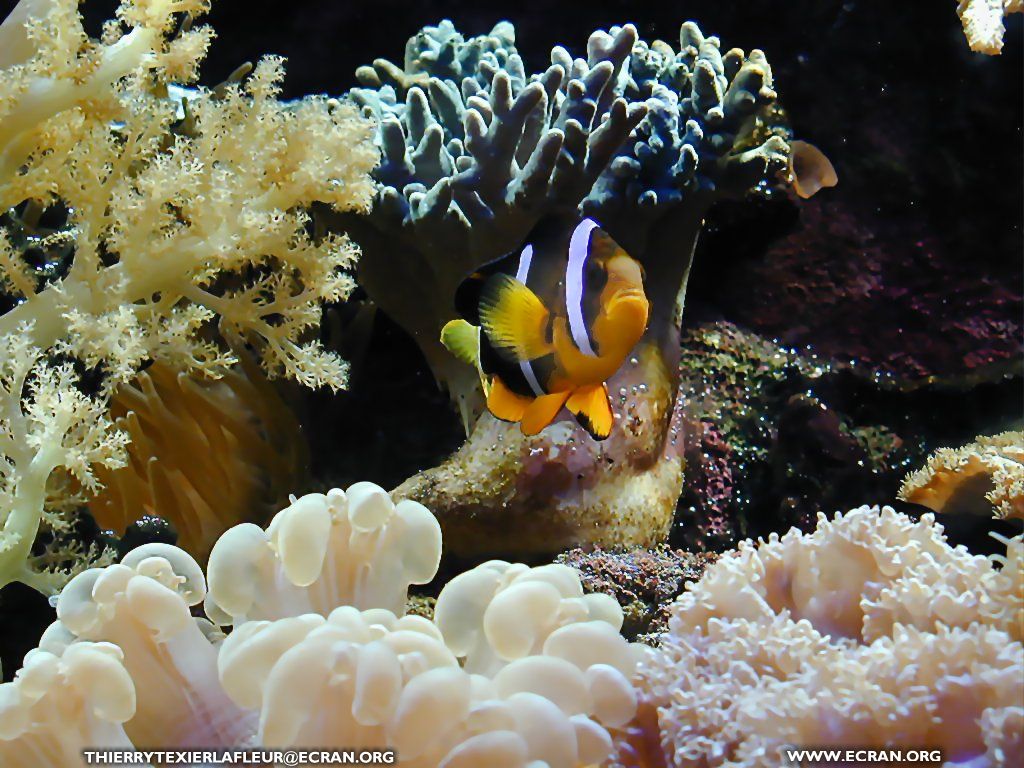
<box><xmin>957</xmin><ymin>0</ymin><xmax>1023</xmax><ymax>54</ymax></box>
<box><xmin>0</xmin><ymin>0</ymin><xmax>377</xmax><ymax>591</ymax></box>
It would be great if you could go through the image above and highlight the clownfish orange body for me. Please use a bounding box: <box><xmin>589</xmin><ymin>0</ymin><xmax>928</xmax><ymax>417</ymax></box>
<box><xmin>441</xmin><ymin>217</ymin><xmax>649</xmax><ymax>440</ymax></box>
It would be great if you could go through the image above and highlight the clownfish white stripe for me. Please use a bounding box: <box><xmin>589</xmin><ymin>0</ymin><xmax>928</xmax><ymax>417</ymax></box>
<box><xmin>515</xmin><ymin>243</ymin><xmax>546</xmax><ymax>396</ymax></box>
<box><xmin>566</xmin><ymin>218</ymin><xmax>599</xmax><ymax>357</ymax></box>
<box><xmin>519</xmin><ymin>358</ymin><xmax>545</xmax><ymax>396</ymax></box>
<box><xmin>515</xmin><ymin>243</ymin><xmax>534</xmax><ymax>283</ymax></box>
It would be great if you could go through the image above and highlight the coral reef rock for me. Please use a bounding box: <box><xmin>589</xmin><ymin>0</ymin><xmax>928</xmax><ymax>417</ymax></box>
<box><xmin>556</xmin><ymin>546</ymin><xmax>717</xmax><ymax>643</ymax></box>
<box><xmin>710</xmin><ymin>195</ymin><xmax>1023</xmax><ymax>388</ymax></box>
<box><xmin>674</xmin><ymin>321</ymin><xmax>922</xmax><ymax>551</ymax></box>
<box><xmin>394</xmin><ymin>347</ymin><xmax>685</xmax><ymax>556</ymax></box>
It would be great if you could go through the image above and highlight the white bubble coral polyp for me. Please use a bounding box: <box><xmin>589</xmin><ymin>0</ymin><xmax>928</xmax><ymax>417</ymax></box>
<box><xmin>0</xmin><ymin>482</ymin><xmax>642</xmax><ymax>768</ymax></box>
<box><xmin>0</xmin><ymin>641</ymin><xmax>136</xmax><ymax>767</ymax></box>
<box><xmin>217</xmin><ymin>605</ymin><xmax>637</xmax><ymax>766</ymax></box>
<box><xmin>205</xmin><ymin>483</ymin><xmax>443</xmax><ymax>624</ymax></box>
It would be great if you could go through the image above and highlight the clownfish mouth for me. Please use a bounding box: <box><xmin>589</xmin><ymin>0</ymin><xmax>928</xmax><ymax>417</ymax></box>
<box><xmin>606</xmin><ymin>289</ymin><xmax>648</xmax><ymax>313</ymax></box>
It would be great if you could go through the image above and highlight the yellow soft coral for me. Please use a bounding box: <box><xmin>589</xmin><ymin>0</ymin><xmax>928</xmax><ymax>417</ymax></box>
<box><xmin>0</xmin><ymin>328</ymin><xmax>129</xmax><ymax>594</ymax></box>
<box><xmin>957</xmin><ymin>0</ymin><xmax>1023</xmax><ymax>54</ymax></box>
<box><xmin>0</xmin><ymin>0</ymin><xmax>377</xmax><ymax>591</ymax></box>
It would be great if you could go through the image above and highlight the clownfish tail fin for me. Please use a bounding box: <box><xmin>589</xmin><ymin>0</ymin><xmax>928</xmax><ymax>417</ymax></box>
<box><xmin>478</xmin><ymin>274</ymin><xmax>553</xmax><ymax>362</ymax></box>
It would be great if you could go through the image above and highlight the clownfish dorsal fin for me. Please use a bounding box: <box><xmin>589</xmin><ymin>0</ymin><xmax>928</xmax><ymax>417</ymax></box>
<box><xmin>454</xmin><ymin>273</ymin><xmax>488</xmax><ymax>325</ymax></box>
<box><xmin>454</xmin><ymin>249</ymin><xmax>526</xmax><ymax>325</ymax></box>
<box><xmin>478</xmin><ymin>274</ymin><xmax>553</xmax><ymax>362</ymax></box>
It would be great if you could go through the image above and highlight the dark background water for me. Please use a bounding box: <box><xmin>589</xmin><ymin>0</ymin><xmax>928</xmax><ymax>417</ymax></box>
<box><xmin>0</xmin><ymin>0</ymin><xmax>1021</xmax><ymax>676</ymax></box>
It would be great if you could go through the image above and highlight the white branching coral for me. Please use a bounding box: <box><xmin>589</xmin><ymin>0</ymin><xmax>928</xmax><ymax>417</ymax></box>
<box><xmin>615</xmin><ymin>506</ymin><xmax>1024</xmax><ymax>767</ymax></box>
<box><xmin>957</xmin><ymin>0</ymin><xmax>1023</xmax><ymax>55</ymax></box>
<box><xmin>0</xmin><ymin>328</ymin><xmax>128</xmax><ymax>593</ymax></box>
<box><xmin>0</xmin><ymin>483</ymin><xmax>644</xmax><ymax>768</ymax></box>
<box><xmin>899</xmin><ymin>430</ymin><xmax>1024</xmax><ymax>521</ymax></box>
<box><xmin>669</xmin><ymin>504</ymin><xmax>1023</xmax><ymax>643</ymax></box>
<box><xmin>0</xmin><ymin>0</ymin><xmax>377</xmax><ymax>591</ymax></box>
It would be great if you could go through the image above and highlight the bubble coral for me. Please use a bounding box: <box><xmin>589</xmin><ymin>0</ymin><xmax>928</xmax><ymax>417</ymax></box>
<box><xmin>899</xmin><ymin>430</ymin><xmax>1024</xmax><ymax>521</ymax></box>
<box><xmin>1</xmin><ymin>483</ymin><xmax>646</xmax><ymax>767</ymax></box>
<box><xmin>0</xmin><ymin>640</ymin><xmax>138</xmax><ymax>767</ymax></box>
<box><xmin>0</xmin><ymin>0</ymin><xmax>377</xmax><ymax>592</ymax></box>
<box><xmin>614</xmin><ymin>505</ymin><xmax>1024</xmax><ymax>767</ymax></box>
<box><xmin>221</xmin><ymin>570</ymin><xmax>641</xmax><ymax>767</ymax></box>
<box><xmin>204</xmin><ymin>483</ymin><xmax>442</xmax><ymax>623</ymax></box>
<box><xmin>0</xmin><ymin>542</ymin><xmax>254</xmax><ymax>766</ymax></box>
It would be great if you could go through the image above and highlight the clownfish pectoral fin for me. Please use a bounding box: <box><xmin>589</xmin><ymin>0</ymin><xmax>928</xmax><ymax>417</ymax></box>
<box><xmin>486</xmin><ymin>377</ymin><xmax>532</xmax><ymax>423</ymax></box>
<box><xmin>441</xmin><ymin>319</ymin><xmax>480</xmax><ymax>367</ymax></box>
<box><xmin>566</xmin><ymin>384</ymin><xmax>614</xmax><ymax>440</ymax></box>
<box><xmin>478</xmin><ymin>274</ymin><xmax>553</xmax><ymax>363</ymax></box>
<box><xmin>442</xmin><ymin>318</ymin><xmax>489</xmax><ymax>392</ymax></box>
<box><xmin>520</xmin><ymin>391</ymin><xmax>571</xmax><ymax>436</ymax></box>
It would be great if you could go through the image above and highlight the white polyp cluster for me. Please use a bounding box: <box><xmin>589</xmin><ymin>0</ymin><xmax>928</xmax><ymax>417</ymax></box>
<box><xmin>669</xmin><ymin>504</ymin><xmax>1024</xmax><ymax>644</ymax></box>
<box><xmin>217</xmin><ymin>602</ymin><xmax>640</xmax><ymax>768</ymax></box>
<box><xmin>629</xmin><ymin>506</ymin><xmax>1024</xmax><ymax>767</ymax></box>
<box><xmin>0</xmin><ymin>641</ymin><xmax>137</xmax><ymax>768</ymax></box>
<box><xmin>205</xmin><ymin>483</ymin><xmax>442</xmax><ymax>625</ymax></box>
<box><xmin>433</xmin><ymin>561</ymin><xmax>632</xmax><ymax>675</ymax></box>
<box><xmin>50</xmin><ymin>543</ymin><xmax>255</xmax><ymax>750</ymax></box>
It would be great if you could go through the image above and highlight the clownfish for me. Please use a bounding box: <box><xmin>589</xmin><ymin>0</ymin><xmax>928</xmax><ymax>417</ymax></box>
<box><xmin>440</xmin><ymin>217</ymin><xmax>649</xmax><ymax>441</ymax></box>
